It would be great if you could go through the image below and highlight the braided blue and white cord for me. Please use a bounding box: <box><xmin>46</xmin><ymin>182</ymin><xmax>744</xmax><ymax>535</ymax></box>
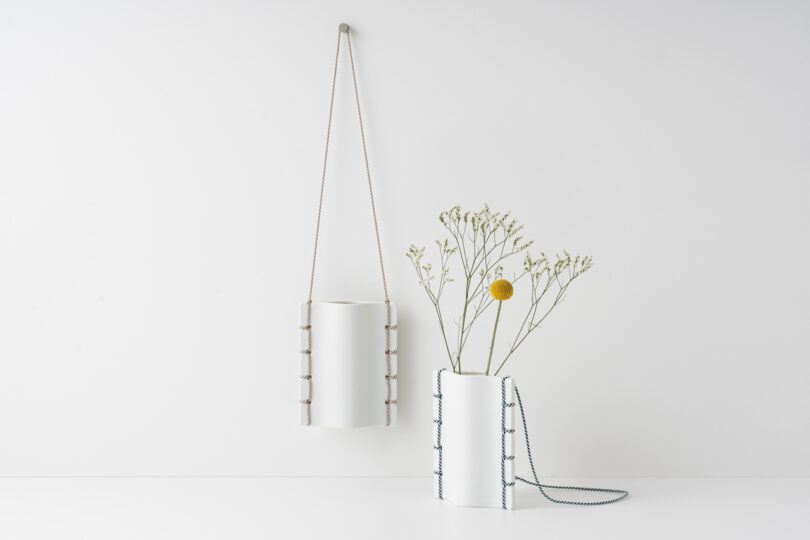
<box><xmin>514</xmin><ymin>385</ymin><xmax>629</xmax><ymax>505</ymax></box>
<box><xmin>500</xmin><ymin>376</ymin><xmax>516</xmax><ymax>509</ymax></box>
<box><xmin>433</xmin><ymin>369</ymin><xmax>446</xmax><ymax>499</ymax></box>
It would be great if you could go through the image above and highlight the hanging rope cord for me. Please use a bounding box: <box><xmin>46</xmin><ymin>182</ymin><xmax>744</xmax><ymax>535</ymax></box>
<box><xmin>307</xmin><ymin>27</ymin><xmax>390</xmax><ymax>303</ymax></box>
<box><xmin>302</xmin><ymin>26</ymin><xmax>394</xmax><ymax>426</ymax></box>
<box><xmin>513</xmin><ymin>385</ymin><xmax>629</xmax><ymax>505</ymax></box>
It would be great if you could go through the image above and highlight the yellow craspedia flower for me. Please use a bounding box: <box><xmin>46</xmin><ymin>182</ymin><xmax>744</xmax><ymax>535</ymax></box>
<box><xmin>490</xmin><ymin>279</ymin><xmax>513</xmax><ymax>301</ymax></box>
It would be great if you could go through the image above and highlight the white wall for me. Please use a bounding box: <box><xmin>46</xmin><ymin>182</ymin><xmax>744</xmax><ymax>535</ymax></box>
<box><xmin>1</xmin><ymin>0</ymin><xmax>808</xmax><ymax>477</ymax></box>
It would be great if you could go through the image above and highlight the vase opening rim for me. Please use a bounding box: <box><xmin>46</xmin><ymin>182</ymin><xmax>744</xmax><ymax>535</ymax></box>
<box><xmin>450</xmin><ymin>371</ymin><xmax>504</xmax><ymax>377</ymax></box>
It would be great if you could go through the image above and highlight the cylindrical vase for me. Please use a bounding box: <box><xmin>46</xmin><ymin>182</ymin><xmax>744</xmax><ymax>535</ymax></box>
<box><xmin>300</xmin><ymin>301</ymin><xmax>397</xmax><ymax>428</ymax></box>
<box><xmin>432</xmin><ymin>369</ymin><xmax>515</xmax><ymax>509</ymax></box>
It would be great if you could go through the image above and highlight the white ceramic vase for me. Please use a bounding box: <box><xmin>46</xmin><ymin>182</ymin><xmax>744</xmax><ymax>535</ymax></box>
<box><xmin>300</xmin><ymin>301</ymin><xmax>397</xmax><ymax>428</ymax></box>
<box><xmin>432</xmin><ymin>369</ymin><xmax>515</xmax><ymax>509</ymax></box>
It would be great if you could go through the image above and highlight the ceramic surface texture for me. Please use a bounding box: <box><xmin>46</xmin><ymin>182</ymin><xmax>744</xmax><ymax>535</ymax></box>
<box><xmin>301</xmin><ymin>301</ymin><xmax>397</xmax><ymax>428</ymax></box>
<box><xmin>433</xmin><ymin>370</ymin><xmax>514</xmax><ymax>508</ymax></box>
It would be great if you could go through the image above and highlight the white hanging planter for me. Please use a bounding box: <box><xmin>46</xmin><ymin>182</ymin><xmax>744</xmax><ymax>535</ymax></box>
<box><xmin>300</xmin><ymin>301</ymin><xmax>397</xmax><ymax>428</ymax></box>
<box><xmin>432</xmin><ymin>369</ymin><xmax>515</xmax><ymax>509</ymax></box>
<box><xmin>298</xmin><ymin>26</ymin><xmax>397</xmax><ymax>430</ymax></box>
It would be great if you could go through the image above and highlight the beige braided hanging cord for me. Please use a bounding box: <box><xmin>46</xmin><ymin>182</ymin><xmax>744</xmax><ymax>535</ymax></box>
<box><xmin>301</xmin><ymin>24</ymin><xmax>395</xmax><ymax>426</ymax></box>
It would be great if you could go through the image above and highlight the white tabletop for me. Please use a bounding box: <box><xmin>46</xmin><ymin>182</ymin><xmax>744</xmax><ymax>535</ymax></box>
<box><xmin>0</xmin><ymin>477</ymin><xmax>807</xmax><ymax>539</ymax></box>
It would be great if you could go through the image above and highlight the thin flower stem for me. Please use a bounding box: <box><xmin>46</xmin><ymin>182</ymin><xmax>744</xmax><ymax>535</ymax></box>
<box><xmin>407</xmin><ymin>251</ymin><xmax>457</xmax><ymax>370</ymax></box>
<box><xmin>485</xmin><ymin>301</ymin><xmax>502</xmax><ymax>375</ymax></box>
<box><xmin>433</xmin><ymin>302</ymin><xmax>456</xmax><ymax>371</ymax></box>
<box><xmin>493</xmin><ymin>282</ymin><xmax>572</xmax><ymax>376</ymax></box>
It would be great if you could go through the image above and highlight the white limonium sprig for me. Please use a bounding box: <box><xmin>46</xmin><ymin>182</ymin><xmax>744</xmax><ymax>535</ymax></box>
<box><xmin>406</xmin><ymin>204</ymin><xmax>593</xmax><ymax>375</ymax></box>
<box><xmin>489</xmin><ymin>250</ymin><xmax>592</xmax><ymax>375</ymax></box>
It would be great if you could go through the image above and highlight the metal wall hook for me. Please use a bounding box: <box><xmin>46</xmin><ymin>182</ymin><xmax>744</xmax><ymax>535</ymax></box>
<box><xmin>339</xmin><ymin>23</ymin><xmax>349</xmax><ymax>33</ymax></box>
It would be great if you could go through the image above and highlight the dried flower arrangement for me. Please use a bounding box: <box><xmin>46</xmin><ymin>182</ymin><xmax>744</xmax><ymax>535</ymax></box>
<box><xmin>407</xmin><ymin>204</ymin><xmax>592</xmax><ymax>375</ymax></box>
